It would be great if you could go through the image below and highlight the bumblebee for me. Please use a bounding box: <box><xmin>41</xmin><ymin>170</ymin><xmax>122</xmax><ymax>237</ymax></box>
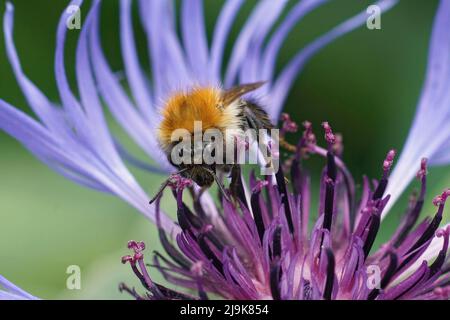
<box><xmin>151</xmin><ymin>82</ymin><xmax>274</xmax><ymax>203</ymax></box>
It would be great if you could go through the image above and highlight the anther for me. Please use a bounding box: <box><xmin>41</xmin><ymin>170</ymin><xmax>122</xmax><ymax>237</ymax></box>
<box><xmin>191</xmin><ymin>261</ymin><xmax>204</xmax><ymax>278</ymax></box>
<box><xmin>121</xmin><ymin>255</ymin><xmax>134</xmax><ymax>264</ymax></box>
<box><xmin>436</xmin><ymin>225</ymin><xmax>450</xmax><ymax>238</ymax></box>
<box><xmin>433</xmin><ymin>189</ymin><xmax>450</xmax><ymax>207</ymax></box>
<box><xmin>252</xmin><ymin>180</ymin><xmax>269</xmax><ymax>193</ymax></box>
<box><xmin>372</xmin><ymin>150</ymin><xmax>396</xmax><ymax>200</ymax></box>
<box><xmin>322</xmin><ymin>122</ymin><xmax>336</xmax><ymax>146</ymax></box>
<box><xmin>268</xmin><ymin>140</ymin><xmax>280</xmax><ymax>159</ymax></box>
<box><xmin>168</xmin><ymin>175</ymin><xmax>193</xmax><ymax>191</ymax></box>
<box><xmin>149</xmin><ymin>170</ymin><xmax>192</xmax><ymax>204</ymax></box>
<box><xmin>362</xmin><ymin>201</ymin><xmax>379</xmax><ymax>215</ymax></box>
<box><xmin>302</xmin><ymin>121</ymin><xmax>316</xmax><ymax>145</ymax></box>
<box><xmin>281</xmin><ymin>113</ymin><xmax>298</xmax><ymax>134</ymax></box>
<box><xmin>201</xmin><ymin>224</ymin><xmax>214</xmax><ymax>234</ymax></box>
<box><xmin>416</xmin><ymin>158</ymin><xmax>428</xmax><ymax>180</ymax></box>
<box><xmin>123</xmin><ymin>240</ymin><xmax>147</xmax><ymax>264</ymax></box>
<box><xmin>296</xmin><ymin>121</ymin><xmax>316</xmax><ymax>157</ymax></box>
<box><xmin>325</xmin><ymin>176</ymin><xmax>335</xmax><ymax>186</ymax></box>
<box><xmin>433</xmin><ymin>286</ymin><xmax>450</xmax><ymax>299</ymax></box>
<box><xmin>383</xmin><ymin>149</ymin><xmax>396</xmax><ymax>173</ymax></box>
<box><xmin>128</xmin><ymin>240</ymin><xmax>145</xmax><ymax>252</ymax></box>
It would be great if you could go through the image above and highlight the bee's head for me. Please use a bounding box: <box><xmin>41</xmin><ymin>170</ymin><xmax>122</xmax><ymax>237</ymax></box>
<box><xmin>157</xmin><ymin>83</ymin><xmax>265</xmax><ymax>154</ymax></box>
<box><xmin>157</xmin><ymin>87</ymin><xmax>224</xmax><ymax>153</ymax></box>
<box><xmin>188</xmin><ymin>166</ymin><xmax>215</xmax><ymax>188</ymax></box>
<box><xmin>167</xmin><ymin>137</ymin><xmax>218</xmax><ymax>167</ymax></box>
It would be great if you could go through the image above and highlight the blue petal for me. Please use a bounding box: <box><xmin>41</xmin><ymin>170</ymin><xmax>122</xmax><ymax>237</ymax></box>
<box><xmin>269</xmin><ymin>0</ymin><xmax>399</xmax><ymax>122</ymax></box>
<box><xmin>209</xmin><ymin>0</ymin><xmax>244</xmax><ymax>81</ymax></box>
<box><xmin>55</xmin><ymin>0</ymin><xmax>90</xmax><ymax>138</ymax></box>
<box><xmin>3</xmin><ymin>2</ymin><xmax>69</xmax><ymax>135</ymax></box>
<box><xmin>0</xmin><ymin>2</ymin><xmax>180</xmax><ymax>236</ymax></box>
<box><xmin>181</xmin><ymin>0</ymin><xmax>210</xmax><ymax>82</ymax></box>
<box><xmin>88</xmin><ymin>1</ymin><xmax>173</xmax><ymax>172</ymax></box>
<box><xmin>75</xmin><ymin>0</ymin><xmax>125</xmax><ymax>169</ymax></box>
<box><xmin>120</xmin><ymin>0</ymin><xmax>155</xmax><ymax>124</ymax></box>
<box><xmin>224</xmin><ymin>0</ymin><xmax>289</xmax><ymax>87</ymax></box>
<box><xmin>430</xmin><ymin>139</ymin><xmax>450</xmax><ymax>165</ymax></box>
<box><xmin>261</xmin><ymin>0</ymin><xmax>329</xmax><ymax>82</ymax></box>
<box><xmin>138</xmin><ymin>0</ymin><xmax>191</xmax><ymax>98</ymax></box>
<box><xmin>114</xmin><ymin>138</ymin><xmax>167</xmax><ymax>174</ymax></box>
<box><xmin>384</xmin><ymin>0</ymin><xmax>450</xmax><ymax>216</ymax></box>
<box><xmin>0</xmin><ymin>275</ymin><xmax>39</xmax><ymax>300</ymax></box>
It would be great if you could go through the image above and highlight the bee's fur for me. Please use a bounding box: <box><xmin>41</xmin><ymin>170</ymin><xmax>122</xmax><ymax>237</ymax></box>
<box><xmin>158</xmin><ymin>87</ymin><xmax>244</xmax><ymax>154</ymax></box>
<box><xmin>157</xmin><ymin>82</ymin><xmax>271</xmax><ymax>189</ymax></box>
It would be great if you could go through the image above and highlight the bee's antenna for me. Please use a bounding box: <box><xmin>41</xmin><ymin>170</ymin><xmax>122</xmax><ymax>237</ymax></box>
<box><xmin>149</xmin><ymin>168</ymin><xmax>189</xmax><ymax>204</ymax></box>
<box><xmin>214</xmin><ymin>174</ymin><xmax>232</xmax><ymax>204</ymax></box>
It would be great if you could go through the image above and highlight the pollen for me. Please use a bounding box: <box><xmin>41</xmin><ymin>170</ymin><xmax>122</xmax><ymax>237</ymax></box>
<box><xmin>158</xmin><ymin>87</ymin><xmax>241</xmax><ymax>150</ymax></box>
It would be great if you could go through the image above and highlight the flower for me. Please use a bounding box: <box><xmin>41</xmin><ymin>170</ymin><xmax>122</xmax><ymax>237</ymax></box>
<box><xmin>0</xmin><ymin>0</ymin><xmax>398</xmax><ymax>238</ymax></box>
<box><xmin>0</xmin><ymin>275</ymin><xmax>39</xmax><ymax>300</ymax></box>
<box><xmin>121</xmin><ymin>121</ymin><xmax>450</xmax><ymax>300</ymax></box>
<box><xmin>7</xmin><ymin>0</ymin><xmax>450</xmax><ymax>301</ymax></box>
<box><xmin>384</xmin><ymin>0</ymin><xmax>450</xmax><ymax>215</ymax></box>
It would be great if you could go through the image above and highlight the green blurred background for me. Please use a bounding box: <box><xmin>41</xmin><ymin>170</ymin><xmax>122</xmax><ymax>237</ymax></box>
<box><xmin>0</xmin><ymin>0</ymin><xmax>449</xmax><ymax>299</ymax></box>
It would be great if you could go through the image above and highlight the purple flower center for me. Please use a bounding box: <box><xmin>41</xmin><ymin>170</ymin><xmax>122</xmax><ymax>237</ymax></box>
<box><xmin>120</xmin><ymin>119</ymin><xmax>450</xmax><ymax>300</ymax></box>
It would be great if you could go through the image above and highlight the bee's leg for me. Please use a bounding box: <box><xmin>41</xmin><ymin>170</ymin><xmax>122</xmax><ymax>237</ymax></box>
<box><xmin>230</xmin><ymin>165</ymin><xmax>247</xmax><ymax>206</ymax></box>
<box><xmin>149</xmin><ymin>168</ymin><xmax>189</xmax><ymax>204</ymax></box>
<box><xmin>216</xmin><ymin>170</ymin><xmax>227</xmax><ymax>204</ymax></box>
<box><xmin>149</xmin><ymin>178</ymin><xmax>172</xmax><ymax>204</ymax></box>
<box><xmin>214</xmin><ymin>175</ymin><xmax>232</xmax><ymax>204</ymax></box>
<box><xmin>202</xmin><ymin>167</ymin><xmax>232</xmax><ymax>204</ymax></box>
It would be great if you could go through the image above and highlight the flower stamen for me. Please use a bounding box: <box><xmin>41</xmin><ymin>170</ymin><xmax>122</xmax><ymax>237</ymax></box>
<box><xmin>322</xmin><ymin>121</ymin><xmax>336</xmax><ymax>149</ymax></box>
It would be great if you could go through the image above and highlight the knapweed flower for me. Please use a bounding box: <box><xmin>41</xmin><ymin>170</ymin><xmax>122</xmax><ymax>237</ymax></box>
<box><xmin>0</xmin><ymin>0</ymin><xmax>398</xmax><ymax>235</ymax></box>
<box><xmin>0</xmin><ymin>0</ymin><xmax>449</xmax><ymax>301</ymax></box>
<box><xmin>385</xmin><ymin>0</ymin><xmax>450</xmax><ymax>214</ymax></box>
<box><xmin>120</xmin><ymin>121</ymin><xmax>450</xmax><ymax>300</ymax></box>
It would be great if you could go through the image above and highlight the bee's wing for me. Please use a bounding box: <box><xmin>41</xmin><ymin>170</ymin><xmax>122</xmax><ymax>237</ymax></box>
<box><xmin>221</xmin><ymin>81</ymin><xmax>266</xmax><ymax>106</ymax></box>
<box><xmin>242</xmin><ymin>102</ymin><xmax>275</xmax><ymax>168</ymax></box>
<box><xmin>242</xmin><ymin>101</ymin><xmax>273</xmax><ymax>131</ymax></box>
<box><xmin>245</xmin><ymin>101</ymin><xmax>298</xmax><ymax>153</ymax></box>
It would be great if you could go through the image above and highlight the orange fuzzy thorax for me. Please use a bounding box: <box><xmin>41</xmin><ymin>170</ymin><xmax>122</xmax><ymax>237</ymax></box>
<box><xmin>158</xmin><ymin>87</ymin><xmax>242</xmax><ymax>151</ymax></box>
